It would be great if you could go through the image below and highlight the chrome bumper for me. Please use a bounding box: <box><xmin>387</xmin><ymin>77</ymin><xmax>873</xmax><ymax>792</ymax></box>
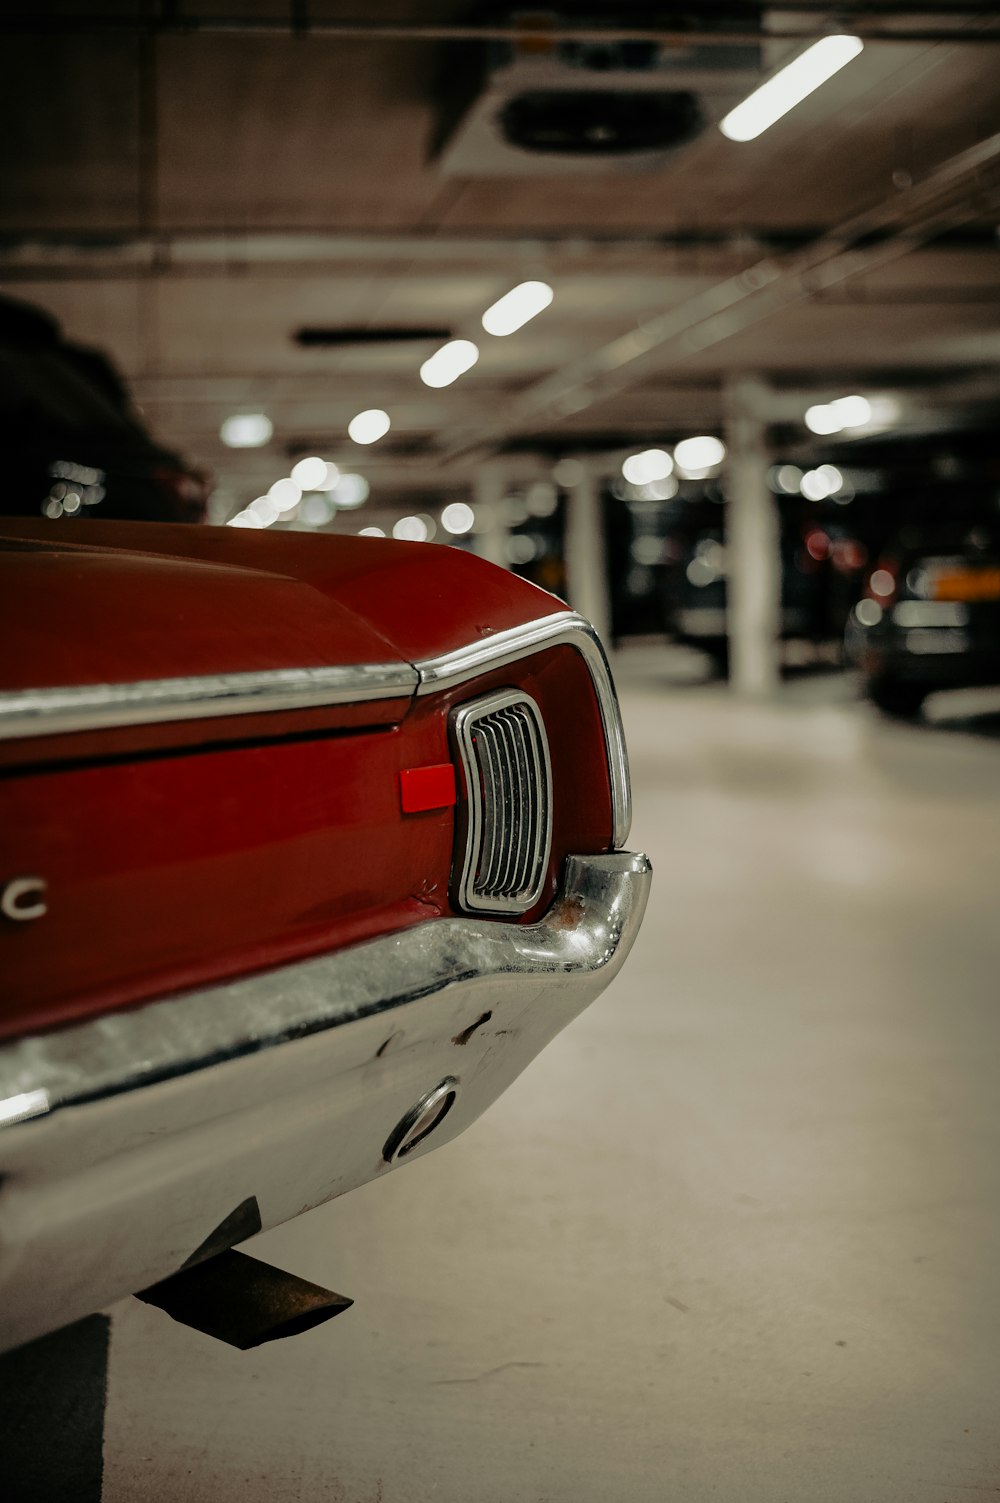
<box><xmin>0</xmin><ymin>851</ymin><xmax>651</xmax><ymax>1352</ymax></box>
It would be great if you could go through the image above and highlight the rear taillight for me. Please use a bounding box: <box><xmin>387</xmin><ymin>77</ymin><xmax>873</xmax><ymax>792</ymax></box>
<box><xmin>450</xmin><ymin>689</ymin><xmax>552</xmax><ymax>916</ymax></box>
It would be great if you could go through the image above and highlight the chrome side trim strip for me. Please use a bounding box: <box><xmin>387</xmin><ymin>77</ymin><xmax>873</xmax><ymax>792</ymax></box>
<box><xmin>0</xmin><ymin>607</ymin><xmax>629</xmax><ymax>845</ymax></box>
<box><xmin>0</xmin><ymin>662</ymin><xmax>419</xmax><ymax>741</ymax></box>
<box><xmin>417</xmin><ymin>610</ymin><xmax>631</xmax><ymax>847</ymax></box>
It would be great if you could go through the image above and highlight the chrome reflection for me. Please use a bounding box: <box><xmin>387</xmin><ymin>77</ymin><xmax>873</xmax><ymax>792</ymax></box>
<box><xmin>418</xmin><ymin>610</ymin><xmax>632</xmax><ymax>849</ymax></box>
<box><xmin>382</xmin><ymin>1078</ymin><xmax>459</xmax><ymax>1163</ymax></box>
<box><xmin>0</xmin><ymin>1088</ymin><xmax>50</xmax><ymax>1129</ymax></box>
<box><xmin>0</xmin><ymin>662</ymin><xmax>419</xmax><ymax>741</ymax></box>
<box><xmin>0</xmin><ymin>852</ymin><xmax>652</xmax><ymax>1121</ymax></box>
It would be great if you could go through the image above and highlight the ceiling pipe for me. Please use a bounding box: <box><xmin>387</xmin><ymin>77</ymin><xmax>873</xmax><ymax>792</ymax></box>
<box><xmin>436</xmin><ymin>128</ymin><xmax>1000</xmax><ymax>463</ymax></box>
<box><xmin>1</xmin><ymin>13</ymin><xmax>999</xmax><ymax>44</ymax></box>
<box><xmin>2</xmin><ymin>228</ymin><xmax>994</xmax><ymax>280</ymax></box>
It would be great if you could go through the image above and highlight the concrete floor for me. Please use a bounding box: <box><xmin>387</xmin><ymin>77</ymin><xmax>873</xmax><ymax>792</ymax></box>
<box><xmin>99</xmin><ymin>672</ymin><xmax>1000</xmax><ymax>1501</ymax></box>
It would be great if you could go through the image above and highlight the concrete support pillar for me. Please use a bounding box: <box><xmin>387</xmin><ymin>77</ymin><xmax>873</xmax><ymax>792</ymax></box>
<box><xmin>564</xmin><ymin>460</ymin><xmax>611</xmax><ymax>643</ymax></box>
<box><xmin>472</xmin><ymin>461</ymin><xmax>510</xmax><ymax>569</ymax></box>
<box><xmin>724</xmin><ymin>376</ymin><xmax>780</xmax><ymax>697</ymax></box>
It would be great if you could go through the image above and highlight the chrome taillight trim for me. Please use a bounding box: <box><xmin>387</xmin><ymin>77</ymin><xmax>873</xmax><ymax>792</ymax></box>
<box><xmin>450</xmin><ymin>689</ymin><xmax>553</xmax><ymax>915</ymax></box>
<box><xmin>418</xmin><ymin>611</ymin><xmax>630</xmax><ymax>848</ymax></box>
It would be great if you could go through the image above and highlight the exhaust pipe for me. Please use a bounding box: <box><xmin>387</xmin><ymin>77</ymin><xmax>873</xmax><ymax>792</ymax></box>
<box><xmin>136</xmin><ymin>1200</ymin><xmax>352</xmax><ymax>1349</ymax></box>
<box><xmin>137</xmin><ymin>1248</ymin><xmax>353</xmax><ymax>1350</ymax></box>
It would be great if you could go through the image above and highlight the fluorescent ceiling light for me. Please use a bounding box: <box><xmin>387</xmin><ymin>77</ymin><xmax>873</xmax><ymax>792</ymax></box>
<box><xmin>830</xmin><ymin>394</ymin><xmax>872</xmax><ymax>428</ymax></box>
<box><xmin>526</xmin><ymin>482</ymin><xmax>558</xmax><ymax>517</ymax></box>
<box><xmin>301</xmin><ymin>494</ymin><xmax>334</xmax><ymax>527</ymax></box>
<box><xmin>805</xmin><ymin>394</ymin><xmax>873</xmax><ymax>434</ymax></box>
<box><xmin>419</xmin><ymin>339</ymin><xmax>480</xmax><ymax>388</ymax></box>
<box><xmin>637</xmin><ymin>476</ymin><xmax>679</xmax><ymax>502</ymax></box>
<box><xmin>719</xmin><ymin>35</ymin><xmax>864</xmax><ymax>143</ymax></box>
<box><xmin>674</xmin><ymin>436</ymin><xmax>726</xmax><ymax>472</ymax></box>
<box><xmin>290</xmin><ymin>455</ymin><xmax>329</xmax><ymax>490</ymax></box>
<box><xmin>267</xmin><ymin>478</ymin><xmax>302</xmax><ymax>512</ymax></box>
<box><xmin>552</xmin><ymin>458</ymin><xmax>584</xmax><ymax>488</ymax></box>
<box><xmin>507</xmin><ymin>535</ymin><xmax>538</xmax><ymax>566</ymax></box>
<box><xmin>774</xmin><ymin>464</ymin><xmax>804</xmax><ymax>493</ymax></box>
<box><xmin>800</xmin><ymin>469</ymin><xmax>829</xmax><ymax>501</ymax></box>
<box><xmin>482</xmin><ymin>281</ymin><xmax>554</xmax><ymax>337</ymax></box>
<box><xmin>393</xmin><ymin>515</ymin><xmax>429</xmax><ymax>542</ymax></box>
<box><xmin>220</xmin><ymin>412</ymin><xmax>273</xmax><ymax>449</ymax></box>
<box><xmin>249</xmin><ymin>496</ymin><xmax>281</xmax><ymax>526</ymax></box>
<box><xmin>347</xmin><ymin>408</ymin><xmax>391</xmax><ymax>445</ymax></box>
<box><xmin>800</xmin><ymin>465</ymin><xmax>843</xmax><ymax>501</ymax></box>
<box><xmin>622</xmin><ymin>448</ymin><xmax>673</xmax><ymax>486</ymax></box>
<box><xmin>441</xmin><ymin>501</ymin><xmax>475</xmax><ymax>535</ymax></box>
<box><xmin>805</xmin><ymin>403</ymin><xmax>843</xmax><ymax>435</ymax></box>
<box><xmin>333</xmin><ymin>473</ymin><xmax>370</xmax><ymax>509</ymax></box>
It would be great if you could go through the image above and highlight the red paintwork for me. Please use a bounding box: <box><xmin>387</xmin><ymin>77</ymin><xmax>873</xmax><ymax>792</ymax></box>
<box><xmin>399</xmin><ymin>763</ymin><xmax>457</xmax><ymax>814</ymax></box>
<box><xmin>0</xmin><ymin>530</ymin><xmax>409</xmax><ymax>694</ymax></box>
<box><xmin>0</xmin><ymin>519</ymin><xmax>565</xmax><ymax>694</ymax></box>
<box><xmin>2</xmin><ymin>725</ymin><xmax>451</xmax><ymax>1036</ymax></box>
<box><xmin>0</xmin><ymin>524</ymin><xmax>613</xmax><ymax>1041</ymax></box>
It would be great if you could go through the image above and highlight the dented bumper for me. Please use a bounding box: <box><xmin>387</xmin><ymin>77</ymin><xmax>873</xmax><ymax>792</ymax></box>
<box><xmin>0</xmin><ymin>850</ymin><xmax>651</xmax><ymax>1351</ymax></box>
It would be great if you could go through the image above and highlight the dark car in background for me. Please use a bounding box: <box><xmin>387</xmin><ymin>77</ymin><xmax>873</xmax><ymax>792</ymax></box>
<box><xmin>847</xmin><ymin>522</ymin><xmax>1000</xmax><ymax>715</ymax></box>
<box><xmin>0</xmin><ymin>295</ymin><xmax>210</xmax><ymax>525</ymax></box>
<box><xmin>660</xmin><ymin>504</ymin><xmax>867</xmax><ymax>671</ymax></box>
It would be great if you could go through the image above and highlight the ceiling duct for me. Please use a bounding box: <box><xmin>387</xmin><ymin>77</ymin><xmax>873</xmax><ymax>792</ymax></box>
<box><xmin>293</xmin><ymin>326</ymin><xmax>453</xmax><ymax>347</ymax></box>
<box><xmin>433</xmin><ymin>9</ymin><xmax>762</xmax><ymax>175</ymax></box>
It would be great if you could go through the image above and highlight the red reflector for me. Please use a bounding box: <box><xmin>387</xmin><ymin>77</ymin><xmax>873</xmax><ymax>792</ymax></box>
<box><xmin>399</xmin><ymin>763</ymin><xmax>457</xmax><ymax>814</ymax></box>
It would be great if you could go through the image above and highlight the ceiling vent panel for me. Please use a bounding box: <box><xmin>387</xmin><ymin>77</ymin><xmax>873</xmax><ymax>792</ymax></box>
<box><xmin>435</xmin><ymin>14</ymin><xmax>762</xmax><ymax>175</ymax></box>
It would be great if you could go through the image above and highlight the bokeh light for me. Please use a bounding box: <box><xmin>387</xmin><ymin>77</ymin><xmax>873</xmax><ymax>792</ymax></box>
<box><xmin>220</xmin><ymin>413</ymin><xmax>273</xmax><ymax>449</ymax></box>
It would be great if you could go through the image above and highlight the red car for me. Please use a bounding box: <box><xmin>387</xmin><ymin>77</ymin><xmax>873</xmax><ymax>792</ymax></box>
<box><xmin>0</xmin><ymin>520</ymin><xmax>649</xmax><ymax>1351</ymax></box>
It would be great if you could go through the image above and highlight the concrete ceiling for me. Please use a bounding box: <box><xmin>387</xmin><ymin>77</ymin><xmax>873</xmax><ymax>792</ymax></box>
<box><xmin>2</xmin><ymin>3</ymin><xmax>999</xmax><ymax>520</ymax></box>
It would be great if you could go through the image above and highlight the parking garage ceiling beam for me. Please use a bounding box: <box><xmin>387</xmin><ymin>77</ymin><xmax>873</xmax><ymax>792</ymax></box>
<box><xmin>435</xmin><ymin>127</ymin><xmax>1000</xmax><ymax>463</ymax></box>
<box><xmin>3</xmin><ymin>10</ymin><xmax>999</xmax><ymax>45</ymax></box>
<box><xmin>1</xmin><ymin>229</ymin><xmax>996</xmax><ymax>280</ymax></box>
